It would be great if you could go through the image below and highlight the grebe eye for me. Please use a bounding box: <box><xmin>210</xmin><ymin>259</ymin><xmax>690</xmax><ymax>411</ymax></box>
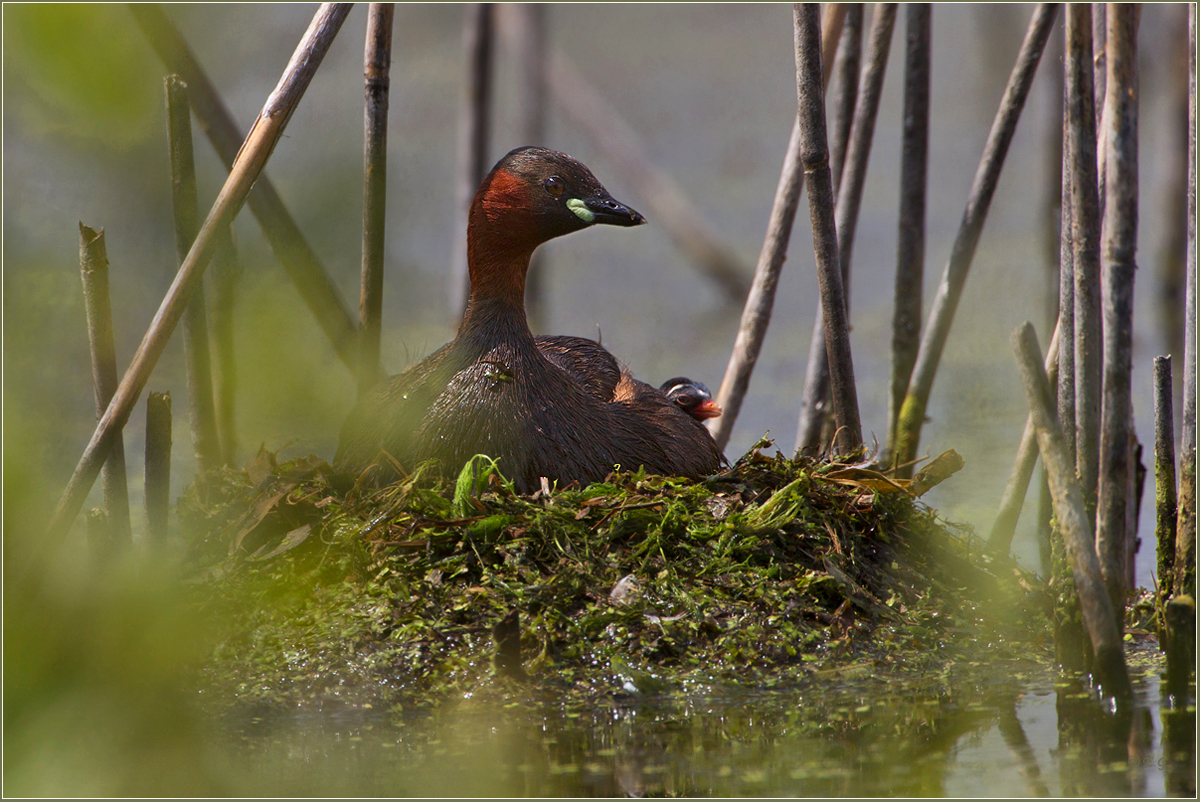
<box><xmin>544</xmin><ymin>176</ymin><xmax>565</xmax><ymax>196</ymax></box>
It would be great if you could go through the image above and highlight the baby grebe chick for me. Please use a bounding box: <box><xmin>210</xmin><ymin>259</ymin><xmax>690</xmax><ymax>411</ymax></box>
<box><xmin>660</xmin><ymin>377</ymin><xmax>723</xmax><ymax>420</ymax></box>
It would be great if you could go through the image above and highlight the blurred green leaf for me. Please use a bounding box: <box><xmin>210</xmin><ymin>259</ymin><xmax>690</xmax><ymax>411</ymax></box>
<box><xmin>5</xmin><ymin>4</ymin><xmax>159</xmax><ymax>147</ymax></box>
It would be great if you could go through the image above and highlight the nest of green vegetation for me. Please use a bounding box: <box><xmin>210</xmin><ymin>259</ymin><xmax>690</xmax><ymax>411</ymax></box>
<box><xmin>177</xmin><ymin>438</ymin><xmax>1051</xmax><ymax>715</ymax></box>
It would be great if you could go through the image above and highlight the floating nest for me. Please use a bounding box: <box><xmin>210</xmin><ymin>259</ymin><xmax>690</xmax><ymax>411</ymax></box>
<box><xmin>177</xmin><ymin>438</ymin><xmax>1050</xmax><ymax>714</ymax></box>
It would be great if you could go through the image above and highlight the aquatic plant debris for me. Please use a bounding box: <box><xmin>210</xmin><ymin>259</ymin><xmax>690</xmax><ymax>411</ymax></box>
<box><xmin>178</xmin><ymin>438</ymin><xmax>1050</xmax><ymax>715</ymax></box>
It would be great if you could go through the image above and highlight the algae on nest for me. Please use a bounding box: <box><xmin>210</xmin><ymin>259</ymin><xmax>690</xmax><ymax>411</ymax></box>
<box><xmin>177</xmin><ymin>438</ymin><xmax>1050</xmax><ymax>715</ymax></box>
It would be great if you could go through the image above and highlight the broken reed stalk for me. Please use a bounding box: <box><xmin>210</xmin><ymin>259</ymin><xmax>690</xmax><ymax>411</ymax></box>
<box><xmin>144</xmin><ymin>391</ymin><xmax>172</xmax><ymax>543</ymax></box>
<box><xmin>545</xmin><ymin>53</ymin><xmax>751</xmax><ymax>305</ymax></box>
<box><xmin>85</xmin><ymin>508</ymin><xmax>113</xmax><ymax>566</ymax></box>
<box><xmin>358</xmin><ymin>3</ymin><xmax>394</xmax><ymax>397</ymax></box>
<box><xmin>1095</xmin><ymin>3</ymin><xmax>1139</xmax><ymax>620</ymax></box>
<box><xmin>166</xmin><ymin>76</ymin><xmax>222</xmax><ymax>476</ymax></box>
<box><xmin>1164</xmin><ymin>597</ymin><xmax>1196</xmax><ymax>708</ymax></box>
<box><xmin>708</xmin><ymin>3</ymin><xmax>845</xmax><ymax>450</ymax></box>
<box><xmin>209</xmin><ymin>226</ymin><xmax>239</xmax><ymax>466</ymax></box>
<box><xmin>792</xmin><ymin>3</ymin><xmax>861</xmax><ymax>457</ymax></box>
<box><xmin>38</xmin><ymin>3</ymin><xmax>353</xmax><ymax>585</ymax></box>
<box><xmin>449</xmin><ymin>3</ymin><xmax>495</xmax><ymax>320</ymax></box>
<box><xmin>1011</xmin><ymin>321</ymin><xmax>1132</xmax><ymax>700</ymax></box>
<box><xmin>891</xmin><ymin>3</ymin><xmax>1058</xmax><ymax>474</ymax></box>
<box><xmin>129</xmin><ymin>4</ymin><xmax>359</xmax><ymax>374</ymax></box>
<box><xmin>1066</xmin><ymin>5</ymin><xmax>1102</xmax><ymax>523</ymax></box>
<box><xmin>794</xmin><ymin>1</ymin><xmax>861</xmax><ymax>456</ymax></box>
<box><xmin>886</xmin><ymin>3</ymin><xmax>931</xmax><ymax>463</ymax></box>
<box><xmin>1126</xmin><ymin>436</ymin><xmax>1145</xmax><ymax>593</ymax></box>
<box><xmin>79</xmin><ymin>224</ymin><xmax>133</xmax><ymax>549</ymax></box>
<box><xmin>987</xmin><ymin>318</ymin><xmax>1061</xmax><ymax>553</ymax></box>
<box><xmin>1154</xmin><ymin>356</ymin><xmax>1178</xmax><ymax>634</ymax></box>
<box><xmin>1176</xmin><ymin>2</ymin><xmax>1197</xmax><ymax>601</ymax></box>
<box><xmin>510</xmin><ymin>4</ymin><xmax>549</xmax><ymax>329</ymax></box>
<box><xmin>794</xmin><ymin>3</ymin><xmax>897</xmax><ymax>457</ymax></box>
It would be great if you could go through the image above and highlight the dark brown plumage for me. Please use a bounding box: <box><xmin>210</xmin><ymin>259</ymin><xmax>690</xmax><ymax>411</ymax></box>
<box><xmin>335</xmin><ymin>147</ymin><xmax>723</xmax><ymax>491</ymax></box>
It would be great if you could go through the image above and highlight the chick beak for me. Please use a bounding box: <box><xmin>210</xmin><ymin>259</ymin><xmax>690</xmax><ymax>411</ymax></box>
<box><xmin>691</xmin><ymin>398</ymin><xmax>723</xmax><ymax>420</ymax></box>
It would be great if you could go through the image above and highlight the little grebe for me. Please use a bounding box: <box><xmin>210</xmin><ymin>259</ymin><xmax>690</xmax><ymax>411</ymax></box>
<box><xmin>335</xmin><ymin>147</ymin><xmax>724</xmax><ymax>491</ymax></box>
<box><xmin>660</xmin><ymin>377</ymin><xmax>723</xmax><ymax>420</ymax></box>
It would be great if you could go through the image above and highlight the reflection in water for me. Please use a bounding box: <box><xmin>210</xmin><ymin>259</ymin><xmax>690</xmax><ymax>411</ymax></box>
<box><xmin>1162</xmin><ymin>696</ymin><xmax>1197</xmax><ymax>797</ymax></box>
<box><xmin>996</xmin><ymin>698</ymin><xmax>1050</xmax><ymax>796</ymax></box>
<box><xmin>1054</xmin><ymin>677</ymin><xmax>1135</xmax><ymax>797</ymax></box>
<box><xmin>212</xmin><ymin>662</ymin><xmax>1181</xmax><ymax>797</ymax></box>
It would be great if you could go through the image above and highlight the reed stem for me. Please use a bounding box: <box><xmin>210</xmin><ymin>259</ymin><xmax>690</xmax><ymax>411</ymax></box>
<box><xmin>79</xmin><ymin>224</ymin><xmax>132</xmax><ymax>549</ymax></box>
<box><xmin>1156</xmin><ymin>6</ymin><xmax>1190</xmax><ymax>375</ymax></box>
<box><xmin>144</xmin><ymin>391</ymin><xmax>172</xmax><ymax>543</ymax></box>
<box><xmin>794</xmin><ymin>4</ymin><xmax>861</xmax><ymax>456</ymax></box>
<box><xmin>1040</xmin><ymin>20</ymin><xmax>1064</xmax><ymax>334</ymax></box>
<box><xmin>40</xmin><ymin>4</ymin><xmax>352</xmax><ymax>585</ymax></box>
<box><xmin>1091</xmin><ymin>4</ymin><xmax>1107</xmax><ymax>129</ymax></box>
<box><xmin>1066</xmin><ymin>5</ymin><xmax>1102</xmax><ymax>523</ymax></box>
<box><xmin>892</xmin><ymin>4</ymin><xmax>1058</xmax><ymax>473</ymax></box>
<box><xmin>794</xmin><ymin>2</ymin><xmax>861</xmax><ymax>456</ymax></box>
<box><xmin>830</xmin><ymin>0</ymin><xmax>896</xmax><ymax>322</ymax></box>
<box><xmin>987</xmin><ymin>318</ymin><xmax>1060</xmax><ymax>553</ymax></box>
<box><xmin>795</xmin><ymin>3</ymin><xmax>896</xmax><ymax>456</ymax></box>
<box><xmin>449</xmin><ymin>3</ymin><xmax>495</xmax><ymax>320</ymax></box>
<box><xmin>1092</xmin><ymin>3</ymin><xmax>1108</xmax><ymax>231</ymax></box>
<box><xmin>210</xmin><ymin>226</ymin><xmax>239</xmax><ymax>466</ymax></box>
<box><xmin>1095</xmin><ymin>3</ymin><xmax>1139</xmax><ymax>621</ymax></box>
<box><xmin>1164</xmin><ymin>597</ymin><xmax>1195</xmax><ymax>709</ymax></box>
<box><xmin>166</xmin><ymin>76</ymin><xmax>221</xmax><ymax>476</ymax></box>
<box><xmin>708</xmin><ymin>4</ymin><xmax>845</xmax><ymax>450</ymax></box>
<box><xmin>510</xmin><ymin>4</ymin><xmax>549</xmax><ymax>330</ymax></box>
<box><xmin>886</xmin><ymin>3</ymin><xmax>931</xmax><ymax>463</ymax></box>
<box><xmin>86</xmin><ymin>509</ymin><xmax>114</xmax><ymax>566</ymax></box>
<box><xmin>1011</xmin><ymin>321</ymin><xmax>1131</xmax><ymax>700</ymax></box>
<box><xmin>129</xmin><ymin>4</ymin><xmax>360</xmax><ymax>374</ymax></box>
<box><xmin>828</xmin><ymin>4</ymin><xmax>864</xmax><ymax>196</ymax></box>
<box><xmin>1036</xmin><ymin>469</ymin><xmax>1054</xmax><ymax>576</ymax></box>
<box><xmin>1175</xmin><ymin>3</ymin><xmax>1197</xmax><ymax>601</ymax></box>
<box><xmin>1058</xmin><ymin>85</ymin><xmax>1077</xmax><ymax>464</ymax></box>
<box><xmin>1154</xmin><ymin>358</ymin><xmax>1178</xmax><ymax>629</ymax></box>
<box><xmin>359</xmin><ymin>3</ymin><xmax>394</xmax><ymax>396</ymax></box>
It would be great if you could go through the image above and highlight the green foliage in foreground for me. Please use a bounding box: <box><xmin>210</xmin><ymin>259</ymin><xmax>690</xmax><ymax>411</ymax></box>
<box><xmin>178</xmin><ymin>439</ymin><xmax>1050</xmax><ymax>714</ymax></box>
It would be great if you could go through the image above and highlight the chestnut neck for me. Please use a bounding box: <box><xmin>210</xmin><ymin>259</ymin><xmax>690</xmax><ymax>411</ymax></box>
<box><xmin>456</xmin><ymin>200</ymin><xmax>542</xmax><ymax>350</ymax></box>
